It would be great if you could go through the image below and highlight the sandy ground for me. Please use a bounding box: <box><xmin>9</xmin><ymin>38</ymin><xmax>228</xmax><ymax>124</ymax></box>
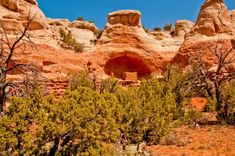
<box><xmin>147</xmin><ymin>125</ymin><xmax>235</xmax><ymax>156</ymax></box>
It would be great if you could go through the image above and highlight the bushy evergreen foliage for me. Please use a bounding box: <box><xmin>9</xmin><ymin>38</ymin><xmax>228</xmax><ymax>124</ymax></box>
<box><xmin>220</xmin><ymin>80</ymin><xmax>235</xmax><ymax>123</ymax></box>
<box><xmin>59</xmin><ymin>29</ymin><xmax>84</xmax><ymax>53</ymax></box>
<box><xmin>3</xmin><ymin>66</ymin><xmax>228</xmax><ymax>155</ymax></box>
<box><xmin>0</xmin><ymin>88</ymin><xmax>120</xmax><ymax>155</ymax></box>
<box><xmin>3</xmin><ymin>65</ymin><xmax>233</xmax><ymax>155</ymax></box>
<box><xmin>67</xmin><ymin>71</ymin><xmax>95</xmax><ymax>90</ymax></box>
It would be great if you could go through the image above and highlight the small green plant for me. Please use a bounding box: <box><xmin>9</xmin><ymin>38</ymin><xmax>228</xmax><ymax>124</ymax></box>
<box><xmin>0</xmin><ymin>66</ymin><xmax>193</xmax><ymax>155</ymax></box>
<box><xmin>164</xmin><ymin>23</ymin><xmax>173</xmax><ymax>31</ymax></box>
<box><xmin>90</xmin><ymin>30</ymin><xmax>104</xmax><ymax>45</ymax></box>
<box><xmin>95</xmin><ymin>30</ymin><xmax>103</xmax><ymax>39</ymax></box>
<box><xmin>183</xmin><ymin>109</ymin><xmax>202</xmax><ymax>124</ymax></box>
<box><xmin>76</xmin><ymin>16</ymin><xmax>84</xmax><ymax>21</ymax></box>
<box><xmin>153</xmin><ymin>27</ymin><xmax>161</xmax><ymax>31</ymax></box>
<box><xmin>143</xmin><ymin>26</ymin><xmax>150</xmax><ymax>33</ymax></box>
<box><xmin>59</xmin><ymin>28</ymin><xmax>84</xmax><ymax>52</ymax></box>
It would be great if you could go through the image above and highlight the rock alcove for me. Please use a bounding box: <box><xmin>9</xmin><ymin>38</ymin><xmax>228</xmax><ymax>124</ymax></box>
<box><xmin>104</xmin><ymin>55</ymin><xmax>151</xmax><ymax>80</ymax></box>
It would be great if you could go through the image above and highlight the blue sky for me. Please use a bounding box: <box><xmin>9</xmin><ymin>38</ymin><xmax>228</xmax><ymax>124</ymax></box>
<box><xmin>37</xmin><ymin>0</ymin><xmax>235</xmax><ymax>30</ymax></box>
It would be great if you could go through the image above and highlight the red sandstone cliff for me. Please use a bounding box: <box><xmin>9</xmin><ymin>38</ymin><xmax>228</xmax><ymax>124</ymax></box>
<box><xmin>0</xmin><ymin>0</ymin><xmax>234</xmax><ymax>87</ymax></box>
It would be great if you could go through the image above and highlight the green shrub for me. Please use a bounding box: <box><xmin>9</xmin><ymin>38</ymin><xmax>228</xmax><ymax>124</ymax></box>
<box><xmin>143</xmin><ymin>26</ymin><xmax>150</xmax><ymax>33</ymax></box>
<box><xmin>115</xmin><ymin>71</ymin><xmax>186</xmax><ymax>146</ymax></box>
<box><xmin>59</xmin><ymin>28</ymin><xmax>84</xmax><ymax>53</ymax></box>
<box><xmin>183</xmin><ymin>110</ymin><xmax>202</xmax><ymax>124</ymax></box>
<box><xmin>95</xmin><ymin>30</ymin><xmax>103</xmax><ymax>39</ymax></box>
<box><xmin>0</xmin><ymin>87</ymin><xmax>121</xmax><ymax>155</ymax></box>
<box><xmin>186</xmin><ymin>59</ymin><xmax>235</xmax><ymax>123</ymax></box>
<box><xmin>76</xmin><ymin>16</ymin><xmax>84</xmax><ymax>21</ymax></box>
<box><xmin>67</xmin><ymin>71</ymin><xmax>95</xmax><ymax>91</ymax></box>
<box><xmin>219</xmin><ymin>81</ymin><xmax>235</xmax><ymax>123</ymax></box>
<box><xmin>153</xmin><ymin>27</ymin><xmax>161</xmax><ymax>31</ymax></box>
<box><xmin>205</xmin><ymin>97</ymin><xmax>216</xmax><ymax>112</ymax></box>
<box><xmin>90</xmin><ymin>30</ymin><xmax>104</xmax><ymax>45</ymax></box>
<box><xmin>164</xmin><ymin>23</ymin><xmax>173</xmax><ymax>31</ymax></box>
<box><xmin>0</xmin><ymin>66</ymin><xmax>189</xmax><ymax>155</ymax></box>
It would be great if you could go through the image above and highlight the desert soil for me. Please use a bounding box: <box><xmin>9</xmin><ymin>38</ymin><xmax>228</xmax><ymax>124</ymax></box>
<box><xmin>147</xmin><ymin>125</ymin><xmax>235</xmax><ymax>156</ymax></box>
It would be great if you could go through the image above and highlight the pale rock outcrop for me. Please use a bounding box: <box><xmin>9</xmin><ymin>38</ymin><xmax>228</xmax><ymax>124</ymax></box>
<box><xmin>68</xmin><ymin>20</ymin><xmax>98</xmax><ymax>50</ymax></box>
<box><xmin>175</xmin><ymin>20</ymin><xmax>194</xmax><ymax>37</ymax></box>
<box><xmin>0</xmin><ymin>0</ymin><xmax>48</xmax><ymax>32</ymax></box>
<box><xmin>69</xmin><ymin>20</ymin><xmax>98</xmax><ymax>33</ymax></box>
<box><xmin>0</xmin><ymin>0</ymin><xmax>98</xmax><ymax>50</ymax></box>
<box><xmin>0</xmin><ymin>0</ymin><xmax>19</xmax><ymax>12</ymax></box>
<box><xmin>107</xmin><ymin>10</ymin><xmax>141</xmax><ymax>27</ymax></box>
<box><xmin>149</xmin><ymin>31</ymin><xmax>183</xmax><ymax>52</ymax></box>
<box><xmin>190</xmin><ymin>0</ymin><xmax>233</xmax><ymax>36</ymax></box>
<box><xmin>48</xmin><ymin>18</ymin><xmax>70</xmax><ymax>27</ymax></box>
<box><xmin>172</xmin><ymin>0</ymin><xmax>235</xmax><ymax>66</ymax></box>
<box><xmin>230</xmin><ymin>10</ymin><xmax>235</xmax><ymax>32</ymax></box>
<box><xmin>69</xmin><ymin>28</ymin><xmax>97</xmax><ymax>50</ymax></box>
<box><xmin>89</xmin><ymin>10</ymin><xmax>175</xmax><ymax>79</ymax></box>
<box><xmin>48</xmin><ymin>18</ymin><xmax>98</xmax><ymax>50</ymax></box>
<box><xmin>148</xmin><ymin>20</ymin><xmax>193</xmax><ymax>53</ymax></box>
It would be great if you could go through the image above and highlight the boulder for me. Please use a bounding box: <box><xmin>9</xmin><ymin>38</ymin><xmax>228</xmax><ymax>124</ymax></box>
<box><xmin>48</xmin><ymin>18</ymin><xmax>70</xmax><ymax>27</ymax></box>
<box><xmin>172</xmin><ymin>0</ymin><xmax>234</xmax><ymax>66</ymax></box>
<box><xmin>175</xmin><ymin>20</ymin><xmax>194</xmax><ymax>37</ymax></box>
<box><xmin>190</xmin><ymin>97</ymin><xmax>208</xmax><ymax>112</ymax></box>
<box><xmin>107</xmin><ymin>10</ymin><xmax>141</xmax><ymax>27</ymax></box>
<box><xmin>69</xmin><ymin>20</ymin><xmax>98</xmax><ymax>33</ymax></box>
<box><xmin>190</xmin><ymin>0</ymin><xmax>233</xmax><ymax>36</ymax></box>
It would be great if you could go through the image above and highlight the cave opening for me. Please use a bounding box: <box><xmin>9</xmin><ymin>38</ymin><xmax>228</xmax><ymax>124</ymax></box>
<box><xmin>104</xmin><ymin>55</ymin><xmax>152</xmax><ymax>80</ymax></box>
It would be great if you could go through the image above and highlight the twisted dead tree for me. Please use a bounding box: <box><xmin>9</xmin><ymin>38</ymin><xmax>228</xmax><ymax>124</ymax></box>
<box><xmin>188</xmin><ymin>39</ymin><xmax>235</xmax><ymax>120</ymax></box>
<box><xmin>0</xmin><ymin>14</ymin><xmax>39</xmax><ymax>115</ymax></box>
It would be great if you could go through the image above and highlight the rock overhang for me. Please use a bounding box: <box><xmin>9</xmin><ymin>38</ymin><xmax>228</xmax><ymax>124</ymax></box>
<box><xmin>107</xmin><ymin>10</ymin><xmax>141</xmax><ymax>27</ymax></box>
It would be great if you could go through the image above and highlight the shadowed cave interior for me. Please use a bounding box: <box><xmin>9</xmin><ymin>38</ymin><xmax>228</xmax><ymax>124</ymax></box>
<box><xmin>104</xmin><ymin>55</ymin><xmax>152</xmax><ymax>80</ymax></box>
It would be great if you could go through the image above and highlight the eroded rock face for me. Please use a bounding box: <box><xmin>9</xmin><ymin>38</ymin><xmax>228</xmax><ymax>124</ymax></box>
<box><xmin>175</xmin><ymin>20</ymin><xmax>194</xmax><ymax>37</ymax></box>
<box><xmin>148</xmin><ymin>20</ymin><xmax>194</xmax><ymax>54</ymax></box>
<box><xmin>230</xmin><ymin>10</ymin><xmax>235</xmax><ymax>31</ymax></box>
<box><xmin>0</xmin><ymin>0</ymin><xmax>19</xmax><ymax>12</ymax></box>
<box><xmin>189</xmin><ymin>0</ymin><xmax>233</xmax><ymax>36</ymax></box>
<box><xmin>48</xmin><ymin>18</ymin><xmax>98</xmax><ymax>50</ymax></box>
<box><xmin>89</xmin><ymin>10</ymin><xmax>174</xmax><ymax>79</ymax></box>
<box><xmin>48</xmin><ymin>18</ymin><xmax>70</xmax><ymax>27</ymax></box>
<box><xmin>107</xmin><ymin>10</ymin><xmax>141</xmax><ymax>27</ymax></box>
<box><xmin>25</xmin><ymin>0</ymin><xmax>38</xmax><ymax>5</ymax></box>
<box><xmin>69</xmin><ymin>20</ymin><xmax>98</xmax><ymax>33</ymax></box>
<box><xmin>149</xmin><ymin>30</ymin><xmax>184</xmax><ymax>53</ymax></box>
<box><xmin>172</xmin><ymin>0</ymin><xmax>235</xmax><ymax>66</ymax></box>
<box><xmin>0</xmin><ymin>0</ymin><xmax>48</xmax><ymax>31</ymax></box>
